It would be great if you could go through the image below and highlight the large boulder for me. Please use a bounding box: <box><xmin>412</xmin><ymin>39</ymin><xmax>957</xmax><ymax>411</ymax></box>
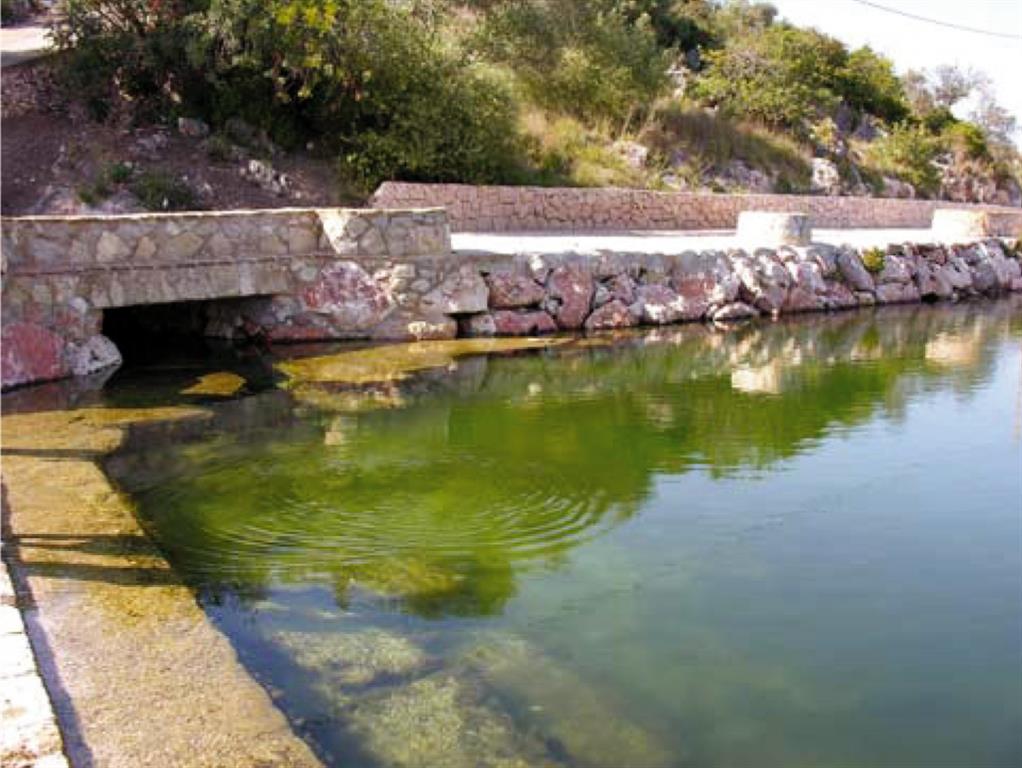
<box><xmin>836</xmin><ymin>249</ymin><xmax>875</xmax><ymax>292</ymax></box>
<box><xmin>1</xmin><ymin>322</ymin><xmax>68</xmax><ymax>389</ymax></box>
<box><xmin>545</xmin><ymin>265</ymin><xmax>595</xmax><ymax>330</ymax></box>
<box><xmin>810</xmin><ymin>158</ymin><xmax>842</xmax><ymax>196</ymax></box>
<box><xmin>421</xmin><ymin>265</ymin><xmax>489</xmax><ymax>315</ymax></box>
<box><xmin>630</xmin><ymin>284</ymin><xmax>706</xmax><ymax>325</ymax></box>
<box><xmin>877</xmin><ymin>254</ymin><xmax>914</xmax><ymax>285</ymax></box>
<box><xmin>491</xmin><ymin>310</ymin><xmax>558</xmax><ymax>336</ymax></box>
<box><xmin>484</xmin><ymin>270</ymin><xmax>545</xmax><ymax>309</ymax></box>
<box><xmin>735</xmin><ymin>253</ymin><xmax>790</xmax><ymax>314</ymax></box>
<box><xmin>914</xmin><ymin>261</ymin><xmax>953</xmax><ymax>300</ymax></box>
<box><xmin>67</xmin><ymin>334</ymin><xmax>122</xmax><ymax>376</ymax></box>
<box><xmin>585</xmin><ymin>300</ymin><xmax>638</xmax><ymax>331</ymax></box>
<box><xmin>875</xmin><ymin>282</ymin><xmax>922</xmax><ymax>304</ymax></box>
<box><xmin>711</xmin><ymin>302</ymin><xmax>758</xmax><ymax>323</ymax></box>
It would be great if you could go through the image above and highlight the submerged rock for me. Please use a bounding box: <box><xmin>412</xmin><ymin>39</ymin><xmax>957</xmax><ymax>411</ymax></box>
<box><xmin>347</xmin><ymin>674</ymin><xmax>558</xmax><ymax>768</ymax></box>
<box><xmin>459</xmin><ymin>634</ymin><xmax>672</xmax><ymax>768</ymax></box>
<box><xmin>272</xmin><ymin>629</ymin><xmax>429</xmax><ymax>689</ymax></box>
<box><xmin>276</xmin><ymin>338</ymin><xmax>566</xmax><ymax>385</ymax></box>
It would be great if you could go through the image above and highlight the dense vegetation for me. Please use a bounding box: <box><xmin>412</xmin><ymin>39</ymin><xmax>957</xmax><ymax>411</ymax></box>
<box><xmin>54</xmin><ymin>0</ymin><xmax>1020</xmax><ymax>199</ymax></box>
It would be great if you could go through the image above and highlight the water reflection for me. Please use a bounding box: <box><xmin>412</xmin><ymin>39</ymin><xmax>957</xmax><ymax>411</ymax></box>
<box><xmin>105</xmin><ymin>299</ymin><xmax>1020</xmax><ymax>619</ymax></box>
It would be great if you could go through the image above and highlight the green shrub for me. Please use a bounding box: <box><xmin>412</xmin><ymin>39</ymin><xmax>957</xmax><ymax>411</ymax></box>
<box><xmin>861</xmin><ymin>247</ymin><xmax>886</xmax><ymax>274</ymax></box>
<box><xmin>201</xmin><ymin>0</ymin><xmax>524</xmax><ymax>190</ymax></box>
<box><xmin>473</xmin><ymin>0</ymin><xmax>669</xmax><ymax>128</ymax></box>
<box><xmin>864</xmin><ymin>123</ymin><xmax>942</xmax><ymax>197</ymax></box>
<box><xmin>53</xmin><ymin>1</ymin><xmax>202</xmax><ymax>120</ymax></box>
<box><xmin>206</xmin><ymin>134</ymin><xmax>234</xmax><ymax>163</ymax></box>
<box><xmin>839</xmin><ymin>47</ymin><xmax>909</xmax><ymax>124</ymax></box>
<box><xmin>131</xmin><ymin>171</ymin><xmax>197</xmax><ymax>211</ymax></box>
<box><xmin>107</xmin><ymin>161</ymin><xmax>134</xmax><ymax>183</ymax></box>
<box><xmin>942</xmin><ymin>121</ymin><xmax>989</xmax><ymax>161</ymax></box>
<box><xmin>690</xmin><ymin>24</ymin><xmax>847</xmax><ymax>134</ymax></box>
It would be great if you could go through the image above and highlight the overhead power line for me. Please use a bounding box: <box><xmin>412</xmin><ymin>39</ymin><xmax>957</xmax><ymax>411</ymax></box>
<box><xmin>846</xmin><ymin>0</ymin><xmax>1022</xmax><ymax>41</ymax></box>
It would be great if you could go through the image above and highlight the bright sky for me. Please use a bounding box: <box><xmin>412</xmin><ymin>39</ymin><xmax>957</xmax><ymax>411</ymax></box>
<box><xmin>770</xmin><ymin>0</ymin><xmax>1022</xmax><ymax>138</ymax></box>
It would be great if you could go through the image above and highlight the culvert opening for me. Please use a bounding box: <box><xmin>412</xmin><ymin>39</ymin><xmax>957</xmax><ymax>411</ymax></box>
<box><xmin>102</xmin><ymin>298</ymin><xmax>265</xmax><ymax>367</ymax></box>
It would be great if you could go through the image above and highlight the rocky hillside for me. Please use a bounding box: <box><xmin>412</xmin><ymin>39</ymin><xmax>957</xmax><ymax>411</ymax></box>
<box><xmin>3</xmin><ymin>0</ymin><xmax>1019</xmax><ymax>215</ymax></box>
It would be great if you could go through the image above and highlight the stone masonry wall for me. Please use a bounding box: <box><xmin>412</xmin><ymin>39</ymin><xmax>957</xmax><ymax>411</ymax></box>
<box><xmin>3</xmin><ymin>206</ymin><xmax>1021</xmax><ymax>390</ymax></box>
<box><xmin>370</xmin><ymin>182</ymin><xmax>1022</xmax><ymax>234</ymax></box>
<box><xmin>1</xmin><ymin>208</ymin><xmax>455</xmax><ymax>388</ymax></box>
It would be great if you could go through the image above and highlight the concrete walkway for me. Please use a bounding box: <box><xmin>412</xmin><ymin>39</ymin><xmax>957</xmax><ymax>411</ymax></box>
<box><xmin>1</xmin><ymin>534</ymin><xmax>69</xmax><ymax>768</ymax></box>
<box><xmin>0</xmin><ymin>22</ymin><xmax>52</xmax><ymax>68</ymax></box>
<box><xmin>452</xmin><ymin>227</ymin><xmax>964</xmax><ymax>255</ymax></box>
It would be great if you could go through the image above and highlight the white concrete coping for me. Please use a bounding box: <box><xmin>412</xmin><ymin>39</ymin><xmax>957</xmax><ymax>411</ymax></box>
<box><xmin>931</xmin><ymin>209</ymin><xmax>991</xmax><ymax>241</ymax></box>
<box><xmin>735</xmin><ymin>211</ymin><xmax>812</xmax><ymax>246</ymax></box>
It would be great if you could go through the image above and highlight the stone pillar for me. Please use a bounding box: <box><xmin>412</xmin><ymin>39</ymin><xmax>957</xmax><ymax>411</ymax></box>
<box><xmin>931</xmin><ymin>209</ymin><xmax>990</xmax><ymax>242</ymax></box>
<box><xmin>736</xmin><ymin>211</ymin><xmax>812</xmax><ymax>246</ymax></box>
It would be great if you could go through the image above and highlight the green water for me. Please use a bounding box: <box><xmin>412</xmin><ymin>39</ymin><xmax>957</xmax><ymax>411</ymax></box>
<box><xmin>106</xmin><ymin>302</ymin><xmax>1022</xmax><ymax>768</ymax></box>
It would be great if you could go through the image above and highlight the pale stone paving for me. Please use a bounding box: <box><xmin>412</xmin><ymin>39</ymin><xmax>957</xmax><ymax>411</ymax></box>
<box><xmin>1</xmin><ymin>524</ymin><xmax>70</xmax><ymax>768</ymax></box>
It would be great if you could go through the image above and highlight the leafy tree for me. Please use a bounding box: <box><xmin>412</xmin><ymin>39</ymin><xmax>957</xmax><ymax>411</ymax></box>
<box><xmin>474</xmin><ymin>0</ymin><xmax>670</xmax><ymax>127</ymax></box>
<box><xmin>865</xmin><ymin>122</ymin><xmax>942</xmax><ymax>196</ymax></box>
<box><xmin>690</xmin><ymin>24</ymin><xmax>846</xmax><ymax>132</ymax></box>
<box><xmin>930</xmin><ymin>64</ymin><xmax>982</xmax><ymax>109</ymax></box>
<box><xmin>839</xmin><ymin>47</ymin><xmax>909</xmax><ymax>124</ymax></box>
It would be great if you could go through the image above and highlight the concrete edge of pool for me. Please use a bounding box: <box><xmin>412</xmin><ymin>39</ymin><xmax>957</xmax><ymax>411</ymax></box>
<box><xmin>0</xmin><ymin>408</ymin><xmax>324</xmax><ymax>768</ymax></box>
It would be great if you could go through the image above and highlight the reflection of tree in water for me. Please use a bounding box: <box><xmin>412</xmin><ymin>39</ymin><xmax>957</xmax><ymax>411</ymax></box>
<box><xmin>117</xmin><ymin>301</ymin><xmax>1017</xmax><ymax>618</ymax></box>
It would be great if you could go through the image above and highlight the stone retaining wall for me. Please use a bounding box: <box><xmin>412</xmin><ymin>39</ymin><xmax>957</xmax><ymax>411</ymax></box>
<box><xmin>3</xmin><ymin>206</ymin><xmax>1021</xmax><ymax>390</ymax></box>
<box><xmin>370</xmin><ymin>182</ymin><xmax>1022</xmax><ymax>234</ymax></box>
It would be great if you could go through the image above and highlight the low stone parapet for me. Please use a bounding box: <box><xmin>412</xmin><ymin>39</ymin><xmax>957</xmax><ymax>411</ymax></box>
<box><xmin>371</xmin><ymin>182</ymin><xmax>1022</xmax><ymax>234</ymax></box>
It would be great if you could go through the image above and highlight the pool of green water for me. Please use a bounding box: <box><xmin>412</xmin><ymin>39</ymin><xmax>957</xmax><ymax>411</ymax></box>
<box><xmin>104</xmin><ymin>302</ymin><xmax>1021</xmax><ymax>768</ymax></box>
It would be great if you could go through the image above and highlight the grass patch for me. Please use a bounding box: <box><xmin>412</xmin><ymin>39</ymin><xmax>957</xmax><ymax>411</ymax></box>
<box><xmin>640</xmin><ymin>102</ymin><xmax>812</xmax><ymax>192</ymax></box>
<box><xmin>519</xmin><ymin>109</ymin><xmax>648</xmax><ymax>188</ymax></box>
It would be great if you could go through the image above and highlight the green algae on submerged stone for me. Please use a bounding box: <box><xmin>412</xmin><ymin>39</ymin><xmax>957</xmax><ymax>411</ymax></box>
<box><xmin>275</xmin><ymin>337</ymin><xmax>569</xmax><ymax>385</ymax></box>
<box><xmin>181</xmin><ymin>371</ymin><xmax>248</xmax><ymax>397</ymax></box>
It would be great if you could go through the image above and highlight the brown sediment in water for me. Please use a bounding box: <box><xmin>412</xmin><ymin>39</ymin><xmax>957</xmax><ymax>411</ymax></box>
<box><xmin>276</xmin><ymin>337</ymin><xmax>569</xmax><ymax>385</ymax></box>
<box><xmin>0</xmin><ymin>406</ymin><xmax>322</xmax><ymax>768</ymax></box>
